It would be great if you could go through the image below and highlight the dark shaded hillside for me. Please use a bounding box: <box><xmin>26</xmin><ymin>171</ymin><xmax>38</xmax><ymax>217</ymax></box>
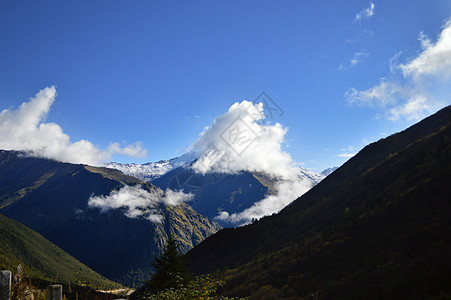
<box><xmin>185</xmin><ymin>106</ymin><xmax>451</xmax><ymax>298</ymax></box>
<box><xmin>0</xmin><ymin>213</ymin><xmax>119</xmax><ymax>289</ymax></box>
<box><xmin>151</xmin><ymin>168</ymin><xmax>271</xmax><ymax>225</ymax></box>
<box><xmin>0</xmin><ymin>151</ymin><xmax>221</xmax><ymax>287</ymax></box>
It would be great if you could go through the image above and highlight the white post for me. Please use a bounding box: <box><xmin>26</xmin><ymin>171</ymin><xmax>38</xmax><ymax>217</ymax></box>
<box><xmin>0</xmin><ymin>271</ymin><xmax>11</xmax><ymax>300</ymax></box>
<box><xmin>46</xmin><ymin>284</ymin><xmax>62</xmax><ymax>300</ymax></box>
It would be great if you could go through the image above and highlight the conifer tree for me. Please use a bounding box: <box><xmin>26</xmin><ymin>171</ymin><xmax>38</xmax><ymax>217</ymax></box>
<box><xmin>146</xmin><ymin>235</ymin><xmax>191</xmax><ymax>293</ymax></box>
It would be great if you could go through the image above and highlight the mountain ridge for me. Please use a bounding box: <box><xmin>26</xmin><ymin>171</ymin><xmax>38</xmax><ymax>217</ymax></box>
<box><xmin>0</xmin><ymin>213</ymin><xmax>120</xmax><ymax>290</ymax></box>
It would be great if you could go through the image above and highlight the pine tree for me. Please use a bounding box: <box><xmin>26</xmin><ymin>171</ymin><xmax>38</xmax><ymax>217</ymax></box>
<box><xmin>146</xmin><ymin>235</ymin><xmax>191</xmax><ymax>293</ymax></box>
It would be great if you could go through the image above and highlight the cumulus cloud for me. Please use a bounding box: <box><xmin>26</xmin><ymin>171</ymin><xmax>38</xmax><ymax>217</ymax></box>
<box><xmin>346</xmin><ymin>19</ymin><xmax>451</xmax><ymax>121</ymax></box>
<box><xmin>189</xmin><ymin>100</ymin><xmax>318</xmax><ymax>225</ymax></box>
<box><xmin>191</xmin><ymin>100</ymin><xmax>297</xmax><ymax>179</ymax></box>
<box><xmin>400</xmin><ymin>20</ymin><xmax>451</xmax><ymax>81</ymax></box>
<box><xmin>0</xmin><ymin>86</ymin><xmax>147</xmax><ymax>165</ymax></box>
<box><xmin>215</xmin><ymin>179</ymin><xmax>313</xmax><ymax>226</ymax></box>
<box><xmin>355</xmin><ymin>2</ymin><xmax>375</xmax><ymax>22</ymax></box>
<box><xmin>88</xmin><ymin>185</ymin><xmax>193</xmax><ymax>222</ymax></box>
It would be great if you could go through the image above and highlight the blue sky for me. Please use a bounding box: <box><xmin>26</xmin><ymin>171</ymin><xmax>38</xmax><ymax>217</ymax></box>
<box><xmin>1</xmin><ymin>0</ymin><xmax>451</xmax><ymax>172</ymax></box>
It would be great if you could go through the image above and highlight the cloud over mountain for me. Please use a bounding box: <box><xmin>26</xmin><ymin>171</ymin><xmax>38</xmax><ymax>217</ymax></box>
<box><xmin>0</xmin><ymin>86</ymin><xmax>147</xmax><ymax>165</ymax></box>
<box><xmin>191</xmin><ymin>100</ymin><xmax>297</xmax><ymax>179</ymax></box>
<box><xmin>215</xmin><ymin>179</ymin><xmax>313</xmax><ymax>225</ymax></box>
<box><xmin>190</xmin><ymin>100</ymin><xmax>315</xmax><ymax>224</ymax></box>
<box><xmin>88</xmin><ymin>185</ymin><xmax>193</xmax><ymax>222</ymax></box>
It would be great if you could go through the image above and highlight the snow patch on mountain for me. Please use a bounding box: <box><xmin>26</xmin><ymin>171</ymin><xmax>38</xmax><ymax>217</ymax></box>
<box><xmin>103</xmin><ymin>152</ymin><xmax>197</xmax><ymax>182</ymax></box>
<box><xmin>298</xmin><ymin>167</ymin><xmax>325</xmax><ymax>184</ymax></box>
<box><xmin>321</xmin><ymin>167</ymin><xmax>339</xmax><ymax>177</ymax></box>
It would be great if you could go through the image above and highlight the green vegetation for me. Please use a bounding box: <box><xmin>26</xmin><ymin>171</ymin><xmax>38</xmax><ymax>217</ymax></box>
<box><xmin>134</xmin><ymin>237</ymin><xmax>241</xmax><ymax>300</ymax></box>
<box><xmin>148</xmin><ymin>236</ymin><xmax>192</xmax><ymax>292</ymax></box>
<box><xmin>162</xmin><ymin>204</ymin><xmax>222</xmax><ymax>252</ymax></box>
<box><xmin>0</xmin><ymin>213</ymin><xmax>120</xmax><ymax>290</ymax></box>
<box><xmin>138</xmin><ymin>275</ymin><xmax>241</xmax><ymax>300</ymax></box>
<box><xmin>84</xmin><ymin>165</ymin><xmax>143</xmax><ymax>185</ymax></box>
<box><xmin>252</xmin><ymin>172</ymin><xmax>278</xmax><ymax>195</ymax></box>
<box><xmin>186</xmin><ymin>105</ymin><xmax>451</xmax><ymax>298</ymax></box>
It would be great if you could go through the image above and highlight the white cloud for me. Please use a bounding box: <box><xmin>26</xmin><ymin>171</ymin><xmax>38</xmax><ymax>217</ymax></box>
<box><xmin>0</xmin><ymin>86</ymin><xmax>147</xmax><ymax>165</ymax></box>
<box><xmin>189</xmin><ymin>100</ymin><xmax>319</xmax><ymax>225</ymax></box>
<box><xmin>389</xmin><ymin>51</ymin><xmax>403</xmax><ymax>73</ymax></box>
<box><xmin>345</xmin><ymin>80</ymin><xmax>409</xmax><ymax>107</ymax></box>
<box><xmin>107</xmin><ymin>142</ymin><xmax>147</xmax><ymax>159</ymax></box>
<box><xmin>355</xmin><ymin>2</ymin><xmax>375</xmax><ymax>22</ymax></box>
<box><xmin>346</xmin><ymin>19</ymin><xmax>451</xmax><ymax>121</ymax></box>
<box><xmin>191</xmin><ymin>100</ymin><xmax>297</xmax><ymax>179</ymax></box>
<box><xmin>387</xmin><ymin>95</ymin><xmax>430</xmax><ymax>121</ymax></box>
<box><xmin>87</xmin><ymin>185</ymin><xmax>193</xmax><ymax>222</ymax></box>
<box><xmin>345</xmin><ymin>80</ymin><xmax>437</xmax><ymax>122</ymax></box>
<box><xmin>400</xmin><ymin>20</ymin><xmax>451</xmax><ymax>81</ymax></box>
<box><xmin>336</xmin><ymin>145</ymin><xmax>360</xmax><ymax>159</ymax></box>
<box><xmin>351</xmin><ymin>50</ymin><xmax>370</xmax><ymax>66</ymax></box>
<box><xmin>339</xmin><ymin>50</ymin><xmax>370</xmax><ymax>71</ymax></box>
<box><xmin>164</xmin><ymin>188</ymin><xmax>194</xmax><ymax>206</ymax></box>
<box><xmin>215</xmin><ymin>179</ymin><xmax>313</xmax><ymax>226</ymax></box>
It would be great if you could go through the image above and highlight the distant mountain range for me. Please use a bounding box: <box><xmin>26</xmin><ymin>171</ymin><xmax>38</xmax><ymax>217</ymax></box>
<box><xmin>0</xmin><ymin>151</ymin><xmax>220</xmax><ymax>287</ymax></box>
<box><xmin>103</xmin><ymin>153</ymin><xmax>197</xmax><ymax>182</ymax></box>
<box><xmin>105</xmin><ymin>154</ymin><xmax>326</xmax><ymax>226</ymax></box>
<box><xmin>185</xmin><ymin>105</ymin><xmax>451</xmax><ymax>299</ymax></box>
<box><xmin>105</xmin><ymin>153</ymin><xmax>330</xmax><ymax>184</ymax></box>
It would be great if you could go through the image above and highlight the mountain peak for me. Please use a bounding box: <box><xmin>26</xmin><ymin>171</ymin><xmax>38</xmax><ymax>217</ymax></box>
<box><xmin>103</xmin><ymin>152</ymin><xmax>198</xmax><ymax>182</ymax></box>
<box><xmin>321</xmin><ymin>166</ymin><xmax>338</xmax><ymax>177</ymax></box>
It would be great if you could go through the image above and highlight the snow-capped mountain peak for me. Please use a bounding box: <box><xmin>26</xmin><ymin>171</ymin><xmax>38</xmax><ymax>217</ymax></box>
<box><xmin>103</xmin><ymin>152</ymin><xmax>197</xmax><ymax>182</ymax></box>
<box><xmin>298</xmin><ymin>167</ymin><xmax>325</xmax><ymax>184</ymax></box>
